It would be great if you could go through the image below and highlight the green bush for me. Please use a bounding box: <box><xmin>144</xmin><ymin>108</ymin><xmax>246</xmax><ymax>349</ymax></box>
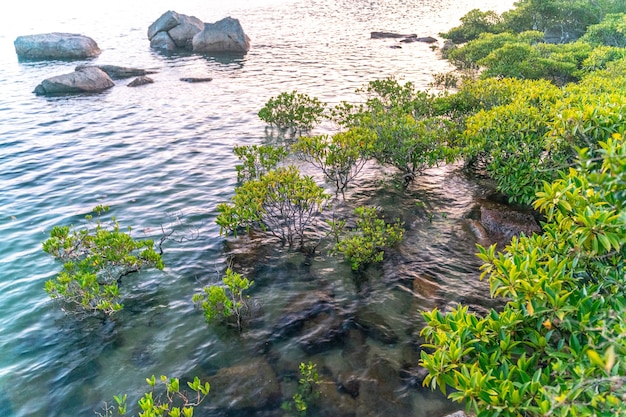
<box><xmin>368</xmin><ymin>110</ymin><xmax>458</xmax><ymax>183</ymax></box>
<box><xmin>233</xmin><ymin>144</ymin><xmax>287</xmax><ymax>183</ymax></box>
<box><xmin>216</xmin><ymin>166</ymin><xmax>331</xmax><ymax>248</ymax></box>
<box><xmin>578</xmin><ymin>12</ymin><xmax>626</xmax><ymax>47</ymax></box>
<box><xmin>332</xmin><ymin>206</ymin><xmax>404</xmax><ymax>271</ymax></box>
<box><xmin>446</xmin><ymin>32</ymin><xmax>526</xmax><ymax>70</ymax></box>
<box><xmin>462</xmin><ymin>101</ymin><xmax>555</xmax><ymax>205</ymax></box>
<box><xmin>349</xmin><ymin>79</ymin><xmax>458</xmax><ymax>183</ymax></box>
<box><xmin>478</xmin><ymin>41</ymin><xmax>591</xmax><ymax>84</ymax></box>
<box><xmin>548</xmin><ymin>83</ymin><xmax>626</xmax><ymax>150</ymax></box>
<box><xmin>500</xmin><ymin>0</ymin><xmax>607</xmax><ymax>37</ymax></box>
<box><xmin>192</xmin><ymin>268</ymin><xmax>253</xmax><ymax>331</ymax></box>
<box><xmin>98</xmin><ymin>375</ymin><xmax>210</xmax><ymax>417</ymax></box>
<box><xmin>282</xmin><ymin>362</ymin><xmax>320</xmax><ymax>416</ymax></box>
<box><xmin>440</xmin><ymin>9</ymin><xmax>504</xmax><ymax>43</ymax></box>
<box><xmin>293</xmin><ymin>127</ymin><xmax>376</xmax><ymax>195</ymax></box>
<box><xmin>258</xmin><ymin>91</ymin><xmax>326</xmax><ymax>131</ymax></box>
<box><xmin>580</xmin><ymin>45</ymin><xmax>626</xmax><ymax>72</ymax></box>
<box><xmin>43</xmin><ymin>206</ymin><xmax>164</xmax><ymax>315</ymax></box>
<box><xmin>420</xmin><ymin>135</ymin><xmax>626</xmax><ymax>416</ymax></box>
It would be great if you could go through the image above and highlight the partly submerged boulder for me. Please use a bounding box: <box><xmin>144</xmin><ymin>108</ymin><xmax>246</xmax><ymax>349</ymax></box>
<box><xmin>127</xmin><ymin>76</ymin><xmax>154</xmax><ymax>87</ymax></box>
<box><xmin>148</xmin><ymin>10</ymin><xmax>204</xmax><ymax>51</ymax></box>
<box><xmin>479</xmin><ymin>203</ymin><xmax>542</xmax><ymax>242</ymax></box>
<box><xmin>192</xmin><ymin>17</ymin><xmax>251</xmax><ymax>53</ymax></box>
<box><xmin>14</xmin><ymin>33</ymin><xmax>100</xmax><ymax>60</ymax></box>
<box><xmin>371</xmin><ymin>31</ymin><xmax>417</xmax><ymax>39</ymax></box>
<box><xmin>75</xmin><ymin>64</ymin><xmax>156</xmax><ymax>80</ymax></box>
<box><xmin>33</xmin><ymin>67</ymin><xmax>114</xmax><ymax>96</ymax></box>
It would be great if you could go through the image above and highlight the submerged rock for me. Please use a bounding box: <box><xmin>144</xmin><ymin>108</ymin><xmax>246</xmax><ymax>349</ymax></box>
<box><xmin>354</xmin><ymin>305</ymin><xmax>399</xmax><ymax>344</ymax></box>
<box><xmin>14</xmin><ymin>32</ymin><xmax>100</xmax><ymax>60</ymax></box>
<box><xmin>401</xmin><ymin>36</ymin><xmax>438</xmax><ymax>43</ymax></box>
<box><xmin>76</xmin><ymin>64</ymin><xmax>157</xmax><ymax>80</ymax></box>
<box><xmin>207</xmin><ymin>358</ymin><xmax>281</xmax><ymax>411</ymax></box>
<box><xmin>33</xmin><ymin>67</ymin><xmax>114</xmax><ymax>96</ymax></box>
<box><xmin>180</xmin><ymin>77</ymin><xmax>212</xmax><ymax>83</ymax></box>
<box><xmin>269</xmin><ymin>291</ymin><xmax>335</xmax><ymax>342</ymax></box>
<box><xmin>371</xmin><ymin>31</ymin><xmax>417</xmax><ymax>39</ymax></box>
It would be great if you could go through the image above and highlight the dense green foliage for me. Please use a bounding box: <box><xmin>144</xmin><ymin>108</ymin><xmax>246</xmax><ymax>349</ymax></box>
<box><xmin>99</xmin><ymin>375</ymin><xmax>210</xmax><ymax>417</ymax></box>
<box><xmin>331</xmin><ymin>206</ymin><xmax>404</xmax><ymax>271</ymax></box>
<box><xmin>293</xmin><ymin>127</ymin><xmax>375</xmax><ymax>195</ymax></box>
<box><xmin>578</xmin><ymin>12</ymin><xmax>626</xmax><ymax>47</ymax></box>
<box><xmin>233</xmin><ymin>144</ymin><xmax>287</xmax><ymax>183</ymax></box>
<box><xmin>443</xmin><ymin>7</ymin><xmax>626</xmax><ymax>85</ymax></box>
<box><xmin>43</xmin><ymin>206</ymin><xmax>164</xmax><ymax>315</ymax></box>
<box><xmin>455</xmin><ymin>58</ymin><xmax>626</xmax><ymax>204</ymax></box>
<box><xmin>192</xmin><ymin>268</ymin><xmax>254</xmax><ymax>331</ymax></box>
<box><xmin>442</xmin><ymin>0</ymin><xmax>626</xmax><ymax>44</ymax></box>
<box><xmin>216</xmin><ymin>165</ymin><xmax>331</xmax><ymax>247</ymax></box>
<box><xmin>420</xmin><ymin>136</ymin><xmax>626</xmax><ymax>416</ymax></box>
<box><xmin>257</xmin><ymin>91</ymin><xmax>326</xmax><ymax>131</ymax></box>
<box><xmin>462</xmin><ymin>95</ymin><xmax>555</xmax><ymax>205</ymax></box>
<box><xmin>440</xmin><ymin>9</ymin><xmax>504</xmax><ymax>44</ymax></box>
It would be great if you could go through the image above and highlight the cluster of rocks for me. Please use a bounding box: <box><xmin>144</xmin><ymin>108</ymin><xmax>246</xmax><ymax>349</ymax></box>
<box><xmin>148</xmin><ymin>11</ymin><xmax>250</xmax><ymax>53</ymax></box>
<box><xmin>371</xmin><ymin>31</ymin><xmax>439</xmax><ymax>49</ymax></box>
<box><xmin>32</xmin><ymin>64</ymin><xmax>157</xmax><ymax>96</ymax></box>
<box><xmin>14</xmin><ymin>12</ymin><xmax>250</xmax><ymax>96</ymax></box>
<box><xmin>181</xmin><ymin>284</ymin><xmax>468</xmax><ymax>417</ymax></box>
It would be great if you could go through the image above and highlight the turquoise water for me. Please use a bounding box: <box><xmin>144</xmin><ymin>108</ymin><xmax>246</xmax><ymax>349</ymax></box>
<box><xmin>0</xmin><ymin>1</ymin><xmax>514</xmax><ymax>416</ymax></box>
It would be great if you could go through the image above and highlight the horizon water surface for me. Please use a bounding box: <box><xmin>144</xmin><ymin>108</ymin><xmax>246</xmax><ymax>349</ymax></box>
<box><xmin>0</xmin><ymin>1</ymin><xmax>515</xmax><ymax>416</ymax></box>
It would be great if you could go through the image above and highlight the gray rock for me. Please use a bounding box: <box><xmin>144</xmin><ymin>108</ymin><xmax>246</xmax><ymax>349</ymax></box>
<box><xmin>148</xmin><ymin>10</ymin><xmax>204</xmax><ymax>51</ymax></box>
<box><xmin>479</xmin><ymin>204</ymin><xmax>541</xmax><ymax>241</ymax></box>
<box><xmin>75</xmin><ymin>65</ymin><xmax>157</xmax><ymax>80</ymax></box>
<box><xmin>149</xmin><ymin>31</ymin><xmax>176</xmax><ymax>51</ymax></box>
<box><xmin>192</xmin><ymin>17</ymin><xmax>251</xmax><ymax>53</ymax></box>
<box><xmin>14</xmin><ymin>32</ymin><xmax>101</xmax><ymax>60</ymax></box>
<box><xmin>168</xmin><ymin>15</ymin><xmax>203</xmax><ymax>49</ymax></box>
<box><xmin>371</xmin><ymin>31</ymin><xmax>416</xmax><ymax>39</ymax></box>
<box><xmin>33</xmin><ymin>67</ymin><xmax>114</xmax><ymax>96</ymax></box>
<box><xmin>127</xmin><ymin>76</ymin><xmax>154</xmax><ymax>87</ymax></box>
<box><xmin>180</xmin><ymin>77</ymin><xmax>212</xmax><ymax>83</ymax></box>
<box><xmin>401</xmin><ymin>36</ymin><xmax>438</xmax><ymax>43</ymax></box>
<box><xmin>147</xmin><ymin>10</ymin><xmax>181</xmax><ymax>40</ymax></box>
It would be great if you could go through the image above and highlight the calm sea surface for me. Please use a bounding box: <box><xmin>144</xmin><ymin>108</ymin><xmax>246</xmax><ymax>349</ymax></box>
<box><xmin>0</xmin><ymin>1</ymin><xmax>515</xmax><ymax>416</ymax></box>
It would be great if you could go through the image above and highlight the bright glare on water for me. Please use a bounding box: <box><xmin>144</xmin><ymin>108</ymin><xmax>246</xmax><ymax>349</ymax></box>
<box><xmin>0</xmin><ymin>1</ymin><xmax>514</xmax><ymax>416</ymax></box>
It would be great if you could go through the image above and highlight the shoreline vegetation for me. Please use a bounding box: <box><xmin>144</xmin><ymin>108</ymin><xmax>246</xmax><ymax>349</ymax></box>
<box><xmin>42</xmin><ymin>0</ymin><xmax>625</xmax><ymax>415</ymax></box>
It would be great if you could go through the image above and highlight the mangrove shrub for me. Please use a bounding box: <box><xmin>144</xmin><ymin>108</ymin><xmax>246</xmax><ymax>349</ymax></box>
<box><xmin>43</xmin><ymin>205</ymin><xmax>164</xmax><ymax>315</ymax></box>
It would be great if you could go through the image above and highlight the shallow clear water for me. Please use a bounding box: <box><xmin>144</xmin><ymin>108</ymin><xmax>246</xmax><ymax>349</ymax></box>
<box><xmin>0</xmin><ymin>1</ymin><xmax>515</xmax><ymax>416</ymax></box>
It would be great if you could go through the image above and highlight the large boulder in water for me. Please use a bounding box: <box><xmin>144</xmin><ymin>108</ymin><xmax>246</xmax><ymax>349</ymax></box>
<box><xmin>14</xmin><ymin>33</ymin><xmax>101</xmax><ymax>60</ymax></box>
<box><xmin>33</xmin><ymin>67</ymin><xmax>114</xmax><ymax>96</ymax></box>
<box><xmin>192</xmin><ymin>17</ymin><xmax>251</xmax><ymax>53</ymax></box>
<box><xmin>147</xmin><ymin>10</ymin><xmax>204</xmax><ymax>51</ymax></box>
